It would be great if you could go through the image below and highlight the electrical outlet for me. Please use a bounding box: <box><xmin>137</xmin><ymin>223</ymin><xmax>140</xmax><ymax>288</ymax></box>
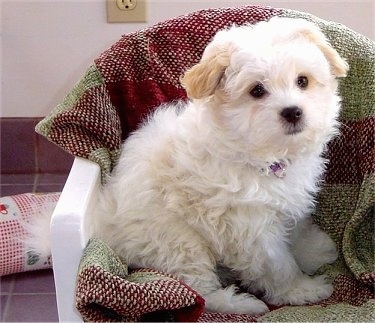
<box><xmin>116</xmin><ymin>0</ymin><xmax>137</xmax><ymax>10</ymax></box>
<box><xmin>107</xmin><ymin>0</ymin><xmax>147</xmax><ymax>23</ymax></box>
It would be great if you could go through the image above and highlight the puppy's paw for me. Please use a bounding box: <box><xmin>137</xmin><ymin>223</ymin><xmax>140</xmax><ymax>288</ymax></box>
<box><xmin>205</xmin><ymin>285</ymin><xmax>269</xmax><ymax>315</ymax></box>
<box><xmin>315</xmin><ymin>236</ymin><xmax>338</xmax><ymax>267</ymax></box>
<box><xmin>298</xmin><ymin>238</ymin><xmax>338</xmax><ymax>275</ymax></box>
<box><xmin>268</xmin><ymin>274</ymin><xmax>333</xmax><ymax>306</ymax></box>
<box><xmin>293</xmin><ymin>223</ymin><xmax>338</xmax><ymax>275</ymax></box>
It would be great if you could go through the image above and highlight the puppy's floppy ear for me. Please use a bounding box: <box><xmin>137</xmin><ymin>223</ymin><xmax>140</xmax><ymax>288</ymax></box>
<box><xmin>180</xmin><ymin>32</ymin><xmax>231</xmax><ymax>99</ymax></box>
<box><xmin>295</xmin><ymin>20</ymin><xmax>349</xmax><ymax>77</ymax></box>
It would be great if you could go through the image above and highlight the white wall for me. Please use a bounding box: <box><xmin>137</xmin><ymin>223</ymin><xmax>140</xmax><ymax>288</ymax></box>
<box><xmin>1</xmin><ymin>0</ymin><xmax>374</xmax><ymax>118</ymax></box>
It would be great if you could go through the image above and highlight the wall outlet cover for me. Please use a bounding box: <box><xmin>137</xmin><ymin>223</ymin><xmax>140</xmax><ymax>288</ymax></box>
<box><xmin>107</xmin><ymin>0</ymin><xmax>147</xmax><ymax>23</ymax></box>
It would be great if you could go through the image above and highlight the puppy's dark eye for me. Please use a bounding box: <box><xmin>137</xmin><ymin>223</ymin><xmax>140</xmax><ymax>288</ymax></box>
<box><xmin>297</xmin><ymin>75</ymin><xmax>308</xmax><ymax>89</ymax></box>
<box><xmin>250</xmin><ymin>83</ymin><xmax>267</xmax><ymax>98</ymax></box>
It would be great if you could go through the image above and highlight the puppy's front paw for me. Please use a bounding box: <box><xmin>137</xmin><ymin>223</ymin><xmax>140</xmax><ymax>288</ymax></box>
<box><xmin>268</xmin><ymin>274</ymin><xmax>333</xmax><ymax>306</ymax></box>
<box><xmin>317</xmin><ymin>237</ymin><xmax>338</xmax><ymax>266</ymax></box>
<box><xmin>293</xmin><ymin>223</ymin><xmax>338</xmax><ymax>275</ymax></box>
<box><xmin>205</xmin><ymin>285</ymin><xmax>269</xmax><ymax>315</ymax></box>
<box><xmin>298</xmin><ymin>237</ymin><xmax>338</xmax><ymax>275</ymax></box>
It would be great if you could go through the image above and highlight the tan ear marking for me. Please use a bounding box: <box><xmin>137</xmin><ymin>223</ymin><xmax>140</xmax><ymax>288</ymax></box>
<box><xmin>180</xmin><ymin>29</ymin><xmax>232</xmax><ymax>100</ymax></box>
<box><xmin>299</xmin><ymin>28</ymin><xmax>349</xmax><ymax>77</ymax></box>
<box><xmin>181</xmin><ymin>52</ymin><xmax>229</xmax><ymax>99</ymax></box>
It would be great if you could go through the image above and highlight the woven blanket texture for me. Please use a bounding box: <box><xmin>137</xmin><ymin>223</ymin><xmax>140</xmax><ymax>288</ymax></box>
<box><xmin>36</xmin><ymin>5</ymin><xmax>374</xmax><ymax>322</ymax></box>
<box><xmin>76</xmin><ymin>238</ymin><xmax>205</xmax><ymax>322</ymax></box>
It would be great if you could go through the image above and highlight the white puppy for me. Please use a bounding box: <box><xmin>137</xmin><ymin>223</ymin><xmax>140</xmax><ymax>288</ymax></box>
<box><xmin>92</xmin><ymin>17</ymin><xmax>348</xmax><ymax>315</ymax></box>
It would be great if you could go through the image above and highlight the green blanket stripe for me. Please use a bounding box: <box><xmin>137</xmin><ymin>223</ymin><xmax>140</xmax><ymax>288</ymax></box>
<box><xmin>35</xmin><ymin>65</ymin><xmax>105</xmax><ymax>139</ymax></box>
<box><xmin>313</xmin><ymin>177</ymin><xmax>374</xmax><ymax>279</ymax></box>
<box><xmin>314</xmin><ymin>184</ymin><xmax>363</xmax><ymax>248</ymax></box>
<box><xmin>78</xmin><ymin>238</ymin><xmax>128</xmax><ymax>279</ymax></box>
<box><xmin>79</xmin><ymin>238</ymin><xmax>174</xmax><ymax>285</ymax></box>
<box><xmin>89</xmin><ymin>147</ymin><xmax>121</xmax><ymax>183</ymax></box>
<box><xmin>342</xmin><ymin>174</ymin><xmax>375</xmax><ymax>278</ymax></box>
<box><xmin>280</xmin><ymin>9</ymin><xmax>375</xmax><ymax>122</ymax></box>
<box><xmin>339</xmin><ymin>58</ymin><xmax>375</xmax><ymax>121</ymax></box>
<box><xmin>259</xmin><ymin>299</ymin><xmax>375</xmax><ymax>322</ymax></box>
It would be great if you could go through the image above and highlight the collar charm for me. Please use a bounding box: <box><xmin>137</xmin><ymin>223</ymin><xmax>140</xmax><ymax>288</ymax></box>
<box><xmin>259</xmin><ymin>161</ymin><xmax>287</xmax><ymax>178</ymax></box>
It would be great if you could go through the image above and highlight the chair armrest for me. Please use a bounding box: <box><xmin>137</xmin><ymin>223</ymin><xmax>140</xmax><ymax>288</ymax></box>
<box><xmin>50</xmin><ymin>157</ymin><xmax>101</xmax><ymax>322</ymax></box>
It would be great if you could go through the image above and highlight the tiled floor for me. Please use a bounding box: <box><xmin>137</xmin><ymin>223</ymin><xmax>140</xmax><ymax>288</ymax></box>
<box><xmin>1</xmin><ymin>270</ymin><xmax>58</xmax><ymax>322</ymax></box>
<box><xmin>1</xmin><ymin>172</ymin><xmax>69</xmax><ymax>322</ymax></box>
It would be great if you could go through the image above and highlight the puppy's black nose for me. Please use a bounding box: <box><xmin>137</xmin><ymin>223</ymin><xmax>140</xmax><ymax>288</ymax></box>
<box><xmin>280</xmin><ymin>106</ymin><xmax>303</xmax><ymax>123</ymax></box>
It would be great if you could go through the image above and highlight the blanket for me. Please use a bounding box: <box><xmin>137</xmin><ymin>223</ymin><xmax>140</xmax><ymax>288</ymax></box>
<box><xmin>36</xmin><ymin>5</ymin><xmax>374</xmax><ymax>322</ymax></box>
<box><xmin>76</xmin><ymin>238</ymin><xmax>374</xmax><ymax>322</ymax></box>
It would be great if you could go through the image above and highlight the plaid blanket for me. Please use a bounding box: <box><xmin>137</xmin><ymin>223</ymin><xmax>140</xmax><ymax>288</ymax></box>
<box><xmin>36</xmin><ymin>5</ymin><xmax>374</xmax><ymax>322</ymax></box>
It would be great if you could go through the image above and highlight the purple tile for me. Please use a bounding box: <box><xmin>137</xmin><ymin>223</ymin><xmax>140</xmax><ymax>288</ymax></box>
<box><xmin>35</xmin><ymin>173</ymin><xmax>68</xmax><ymax>193</ymax></box>
<box><xmin>1</xmin><ymin>119</ymin><xmax>37</xmax><ymax>174</ymax></box>
<box><xmin>4</xmin><ymin>294</ymin><xmax>58</xmax><ymax>322</ymax></box>
<box><xmin>37</xmin><ymin>173</ymin><xmax>69</xmax><ymax>185</ymax></box>
<box><xmin>0</xmin><ymin>174</ymin><xmax>36</xmax><ymax>185</ymax></box>
<box><xmin>0</xmin><ymin>275</ymin><xmax>14</xmax><ymax>294</ymax></box>
<box><xmin>12</xmin><ymin>270</ymin><xmax>56</xmax><ymax>294</ymax></box>
<box><xmin>0</xmin><ymin>184</ymin><xmax>35</xmax><ymax>197</ymax></box>
<box><xmin>36</xmin><ymin>135</ymin><xmax>74</xmax><ymax>173</ymax></box>
<box><xmin>1</xmin><ymin>295</ymin><xmax>9</xmax><ymax>321</ymax></box>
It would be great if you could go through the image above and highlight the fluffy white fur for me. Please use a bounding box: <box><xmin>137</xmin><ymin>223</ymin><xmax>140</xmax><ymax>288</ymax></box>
<box><xmin>91</xmin><ymin>17</ymin><xmax>348</xmax><ymax>315</ymax></box>
<box><xmin>22</xmin><ymin>200</ymin><xmax>56</xmax><ymax>259</ymax></box>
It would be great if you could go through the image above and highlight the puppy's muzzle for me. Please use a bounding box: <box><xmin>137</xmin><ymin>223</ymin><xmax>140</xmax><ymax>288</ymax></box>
<box><xmin>280</xmin><ymin>106</ymin><xmax>304</xmax><ymax>135</ymax></box>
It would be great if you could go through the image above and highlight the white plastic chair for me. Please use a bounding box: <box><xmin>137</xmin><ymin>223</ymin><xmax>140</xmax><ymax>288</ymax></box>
<box><xmin>50</xmin><ymin>157</ymin><xmax>101</xmax><ymax>322</ymax></box>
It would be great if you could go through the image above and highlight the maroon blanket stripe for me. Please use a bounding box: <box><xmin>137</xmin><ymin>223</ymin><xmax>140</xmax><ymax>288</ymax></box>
<box><xmin>325</xmin><ymin>117</ymin><xmax>375</xmax><ymax>185</ymax></box>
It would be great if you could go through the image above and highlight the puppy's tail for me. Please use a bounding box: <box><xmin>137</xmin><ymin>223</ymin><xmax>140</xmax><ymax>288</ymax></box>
<box><xmin>20</xmin><ymin>195</ymin><xmax>58</xmax><ymax>264</ymax></box>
